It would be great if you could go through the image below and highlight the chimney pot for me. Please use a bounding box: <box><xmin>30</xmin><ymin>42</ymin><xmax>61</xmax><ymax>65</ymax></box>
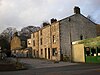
<box><xmin>51</xmin><ymin>18</ymin><xmax>57</xmax><ymax>24</ymax></box>
<box><xmin>74</xmin><ymin>6</ymin><xmax>80</xmax><ymax>14</ymax></box>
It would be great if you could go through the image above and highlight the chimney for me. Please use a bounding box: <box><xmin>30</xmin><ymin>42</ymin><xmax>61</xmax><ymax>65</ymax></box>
<box><xmin>43</xmin><ymin>22</ymin><xmax>50</xmax><ymax>27</ymax></box>
<box><xmin>12</xmin><ymin>32</ymin><xmax>18</xmax><ymax>38</ymax></box>
<box><xmin>74</xmin><ymin>6</ymin><xmax>80</xmax><ymax>14</ymax></box>
<box><xmin>51</xmin><ymin>18</ymin><xmax>57</xmax><ymax>24</ymax></box>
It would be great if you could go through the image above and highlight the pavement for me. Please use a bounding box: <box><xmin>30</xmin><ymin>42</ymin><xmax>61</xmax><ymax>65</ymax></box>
<box><xmin>18</xmin><ymin>58</ymin><xmax>78</xmax><ymax>69</ymax></box>
<box><xmin>0</xmin><ymin>58</ymin><xmax>100</xmax><ymax>75</ymax></box>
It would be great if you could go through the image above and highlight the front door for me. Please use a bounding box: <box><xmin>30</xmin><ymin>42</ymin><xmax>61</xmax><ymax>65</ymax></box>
<box><xmin>45</xmin><ymin>48</ymin><xmax>47</xmax><ymax>59</ymax></box>
<box><xmin>48</xmin><ymin>48</ymin><xmax>50</xmax><ymax>59</ymax></box>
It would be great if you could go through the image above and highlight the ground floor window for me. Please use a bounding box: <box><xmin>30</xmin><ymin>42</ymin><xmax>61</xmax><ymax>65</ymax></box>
<box><xmin>52</xmin><ymin>48</ymin><xmax>57</xmax><ymax>56</ymax></box>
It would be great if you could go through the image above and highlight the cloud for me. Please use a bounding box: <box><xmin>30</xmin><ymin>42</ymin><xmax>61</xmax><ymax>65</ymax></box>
<box><xmin>0</xmin><ymin>0</ymin><xmax>100</xmax><ymax>32</ymax></box>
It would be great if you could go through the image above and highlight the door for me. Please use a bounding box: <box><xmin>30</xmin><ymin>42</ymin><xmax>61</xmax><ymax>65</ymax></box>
<box><xmin>45</xmin><ymin>48</ymin><xmax>47</xmax><ymax>59</ymax></box>
<box><xmin>48</xmin><ymin>48</ymin><xmax>50</xmax><ymax>59</ymax></box>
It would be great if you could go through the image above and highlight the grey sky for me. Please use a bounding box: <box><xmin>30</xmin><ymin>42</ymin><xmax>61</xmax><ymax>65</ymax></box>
<box><xmin>0</xmin><ymin>0</ymin><xmax>100</xmax><ymax>32</ymax></box>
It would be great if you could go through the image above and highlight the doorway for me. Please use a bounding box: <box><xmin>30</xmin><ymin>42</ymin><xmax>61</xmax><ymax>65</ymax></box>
<box><xmin>45</xmin><ymin>48</ymin><xmax>47</xmax><ymax>59</ymax></box>
<box><xmin>48</xmin><ymin>48</ymin><xmax>50</xmax><ymax>59</ymax></box>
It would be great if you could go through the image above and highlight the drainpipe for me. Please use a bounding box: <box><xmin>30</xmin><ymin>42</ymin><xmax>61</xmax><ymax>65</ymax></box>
<box><xmin>69</xmin><ymin>18</ymin><xmax>72</xmax><ymax>62</ymax></box>
<box><xmin>50</xmin><ymin>25</ymin><xmax>52</xmax><ymax>60</ymax></box>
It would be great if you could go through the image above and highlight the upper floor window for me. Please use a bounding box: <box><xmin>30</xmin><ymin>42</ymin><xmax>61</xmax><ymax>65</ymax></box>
<box><xmin>40</xmin><ymin>30</ymin><xmax>42</xmax><ymax>35</ymax></box>
<box><xmin>80</xmin><ymin>34</ymin><xmax>83</xmax><ymax>40</ymax></box>
<box><xmin>53</xmin><ymin>35</ymin><xmax>56</xmax><ymax>44</ymax></box>
<box><xmin>40</xmin><ymin>38</ymin><xmax>42</xmax><ymax>45</ymax></box>
<box><xmin>33</xmin><ymin>40</ymin><xmax>35</xmax><ymax>46</ymax></box>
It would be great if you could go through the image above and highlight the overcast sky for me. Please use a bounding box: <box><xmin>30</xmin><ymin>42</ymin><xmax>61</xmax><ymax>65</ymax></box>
<box><xmin>0</xmin><ymin>0</ymin><xmax>100</xmax><ymax>32</ymax></box>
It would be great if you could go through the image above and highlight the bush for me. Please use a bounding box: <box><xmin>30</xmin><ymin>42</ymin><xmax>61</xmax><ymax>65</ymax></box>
<box><xmin>63</xmin><ymin>55</ymin><xmax>70</xmax><ymax>62</ymax></box>
<box><xmin>15</xmin><ymin>62</ymin><xmax>24</xmax><ymax>70</ymax></box>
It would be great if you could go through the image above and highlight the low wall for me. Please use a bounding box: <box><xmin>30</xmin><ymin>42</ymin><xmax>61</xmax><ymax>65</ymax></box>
<box><xmin>0</xmin><ymin>63</ymin><xmax>16</xmax><ymax>71</ymax></box>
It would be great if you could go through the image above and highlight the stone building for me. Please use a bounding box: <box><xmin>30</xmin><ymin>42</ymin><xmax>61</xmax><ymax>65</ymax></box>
<box><xmin>96</xmin><ymin>24</ymin><xmax>100</xmax><ymax>36</ymax></box>
<box><xmin>50</xmin><ymin>22</ymin><xmax>61</xmax><ymax>60</ymax></box>
<box><xmin>31</xmin><ymin>31</ymin><xmax>39</xmax><ymax>58</ymax></box>
<box><xmin>11</xmin><ymin>32</ymin><xmax>22</xmax><ymax>51</ymax></box>
<box><xmin>29</xmin><ymin>7</ymin><xmax>97</xmax><ymax>61</ymax></box>
<box><xmin>59</xmin><ymin>7</ymin><xmax>96</xmax><ymax>60</ymax></box>
<box><xmin>11</xmin><ymin>32</ymin><xmax>32</xmax><ymax>57</ymax></box>
<box><xmin>39</xmin><ymin>25</ymin><xmax>51</xmax><ymax>59</ymax></box>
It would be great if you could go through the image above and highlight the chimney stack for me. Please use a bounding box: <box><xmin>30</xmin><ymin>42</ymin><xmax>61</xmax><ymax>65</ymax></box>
<box><xmin>74</xmin><ymin>6</ymin><xmax>80</xmax><ymax>14</ymax></box>
<box><xmin>51</xmin><ymin>18</ymin><xmax>57</xmax><ymax>24</ymax></box>
<box><xmin>43</xmin><ymin>22</ymin><xmax>50</xmax><ymax>27</ymax></box>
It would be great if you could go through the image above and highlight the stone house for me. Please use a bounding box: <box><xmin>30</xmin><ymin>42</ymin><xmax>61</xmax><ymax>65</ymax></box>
<box><xmin>31</xmin><ymin>31</ymin><xmax>39</xmax><ymax>58</ymax></box>
<box><xmin>11</xmin><ymin>32</ymin><xmax>32</xmax><ymax>57</ymax></box>
<box><xmin>29</xmin><ymin>7</ymin><xmax>97</xmax><ymax>61</ymax></box>
<box><xmin>59</xmin><ymin>7</ymin><xmax>96</xmax><ymax>60</ymax></box>
<box><xmin>11</xmin><ymin>33</ymin><xmax>22</xmax><ymax>51</ymax></box>
<box><xmin>38</xmin><ymin>25</ymin><xmax>51</xmax><ymax>59</ymax></box>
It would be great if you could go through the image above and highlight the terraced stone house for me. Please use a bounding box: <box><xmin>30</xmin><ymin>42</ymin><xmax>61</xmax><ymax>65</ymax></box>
<box><xmin>28</xmin><ymin>7</ymin><xmax>97</xmax><ymax>61</ymax></box>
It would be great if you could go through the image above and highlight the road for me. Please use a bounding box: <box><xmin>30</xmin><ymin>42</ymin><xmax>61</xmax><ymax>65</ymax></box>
<box><xmin>0</xmin><ymin>58</ymin><xmax>100</xmax><ymax>75</ymax></box>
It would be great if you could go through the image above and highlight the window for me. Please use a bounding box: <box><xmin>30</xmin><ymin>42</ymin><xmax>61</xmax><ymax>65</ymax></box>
<box><xmin>52</xmin><ymin>48</ymin><xmax>57</xmax><ymax>56</ymax></box>
<box><xmin>40</xmin><ymin>38</ymin><xmax>42</xmax><ymax>45</ymax></box>
<box><xmin>41</xmin><ymin>49</ymin><xmax>43</xmax><ymax>55</ymax></box>
<box><xmin>40</xmin><ymin>30</ymin><xmax>42</xmax><ymax>35</ymax></box>
<box><xmin>33</xmin><ymin>40</ymin><xmax>35</xmax><ymax>46</ymax></box>
<box><xmin>53</xmin><ymin>35</ymin><xmax>56</xmax><ymax>44</ymax></box>
<box><xmin>80</xmin><ymin>34</ymin><xmax>83</xmax><ymax>40</ymax></box>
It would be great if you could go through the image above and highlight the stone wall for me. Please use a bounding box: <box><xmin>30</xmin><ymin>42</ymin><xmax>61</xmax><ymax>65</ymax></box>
<box><xmin>96</xmin><ymin>25</ymin><xmax>100</xmax><ymax>36</ymax></box>
<box><xmin>39</xmin><ymin>25</ymin><xmax>51</xmax><ymax>59</ymax></box>
<box><xmin>11</xmin><ymin>36</ymin><xmax>21</xmax><ymax>50</ymax></box>
<box><xmin>31</xmin><ymin>32</ymin><xmax>39</xmax><ymax>58</ymax></box>
<box><xmin>60</xmin><ymin>14</ymin><xmax>97</xmax><ymax>60</ymax></box>
<box><xmin>51</xmin><ymin>22</ymin><xmax>60</xmax><ymax>60</ymax></box>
